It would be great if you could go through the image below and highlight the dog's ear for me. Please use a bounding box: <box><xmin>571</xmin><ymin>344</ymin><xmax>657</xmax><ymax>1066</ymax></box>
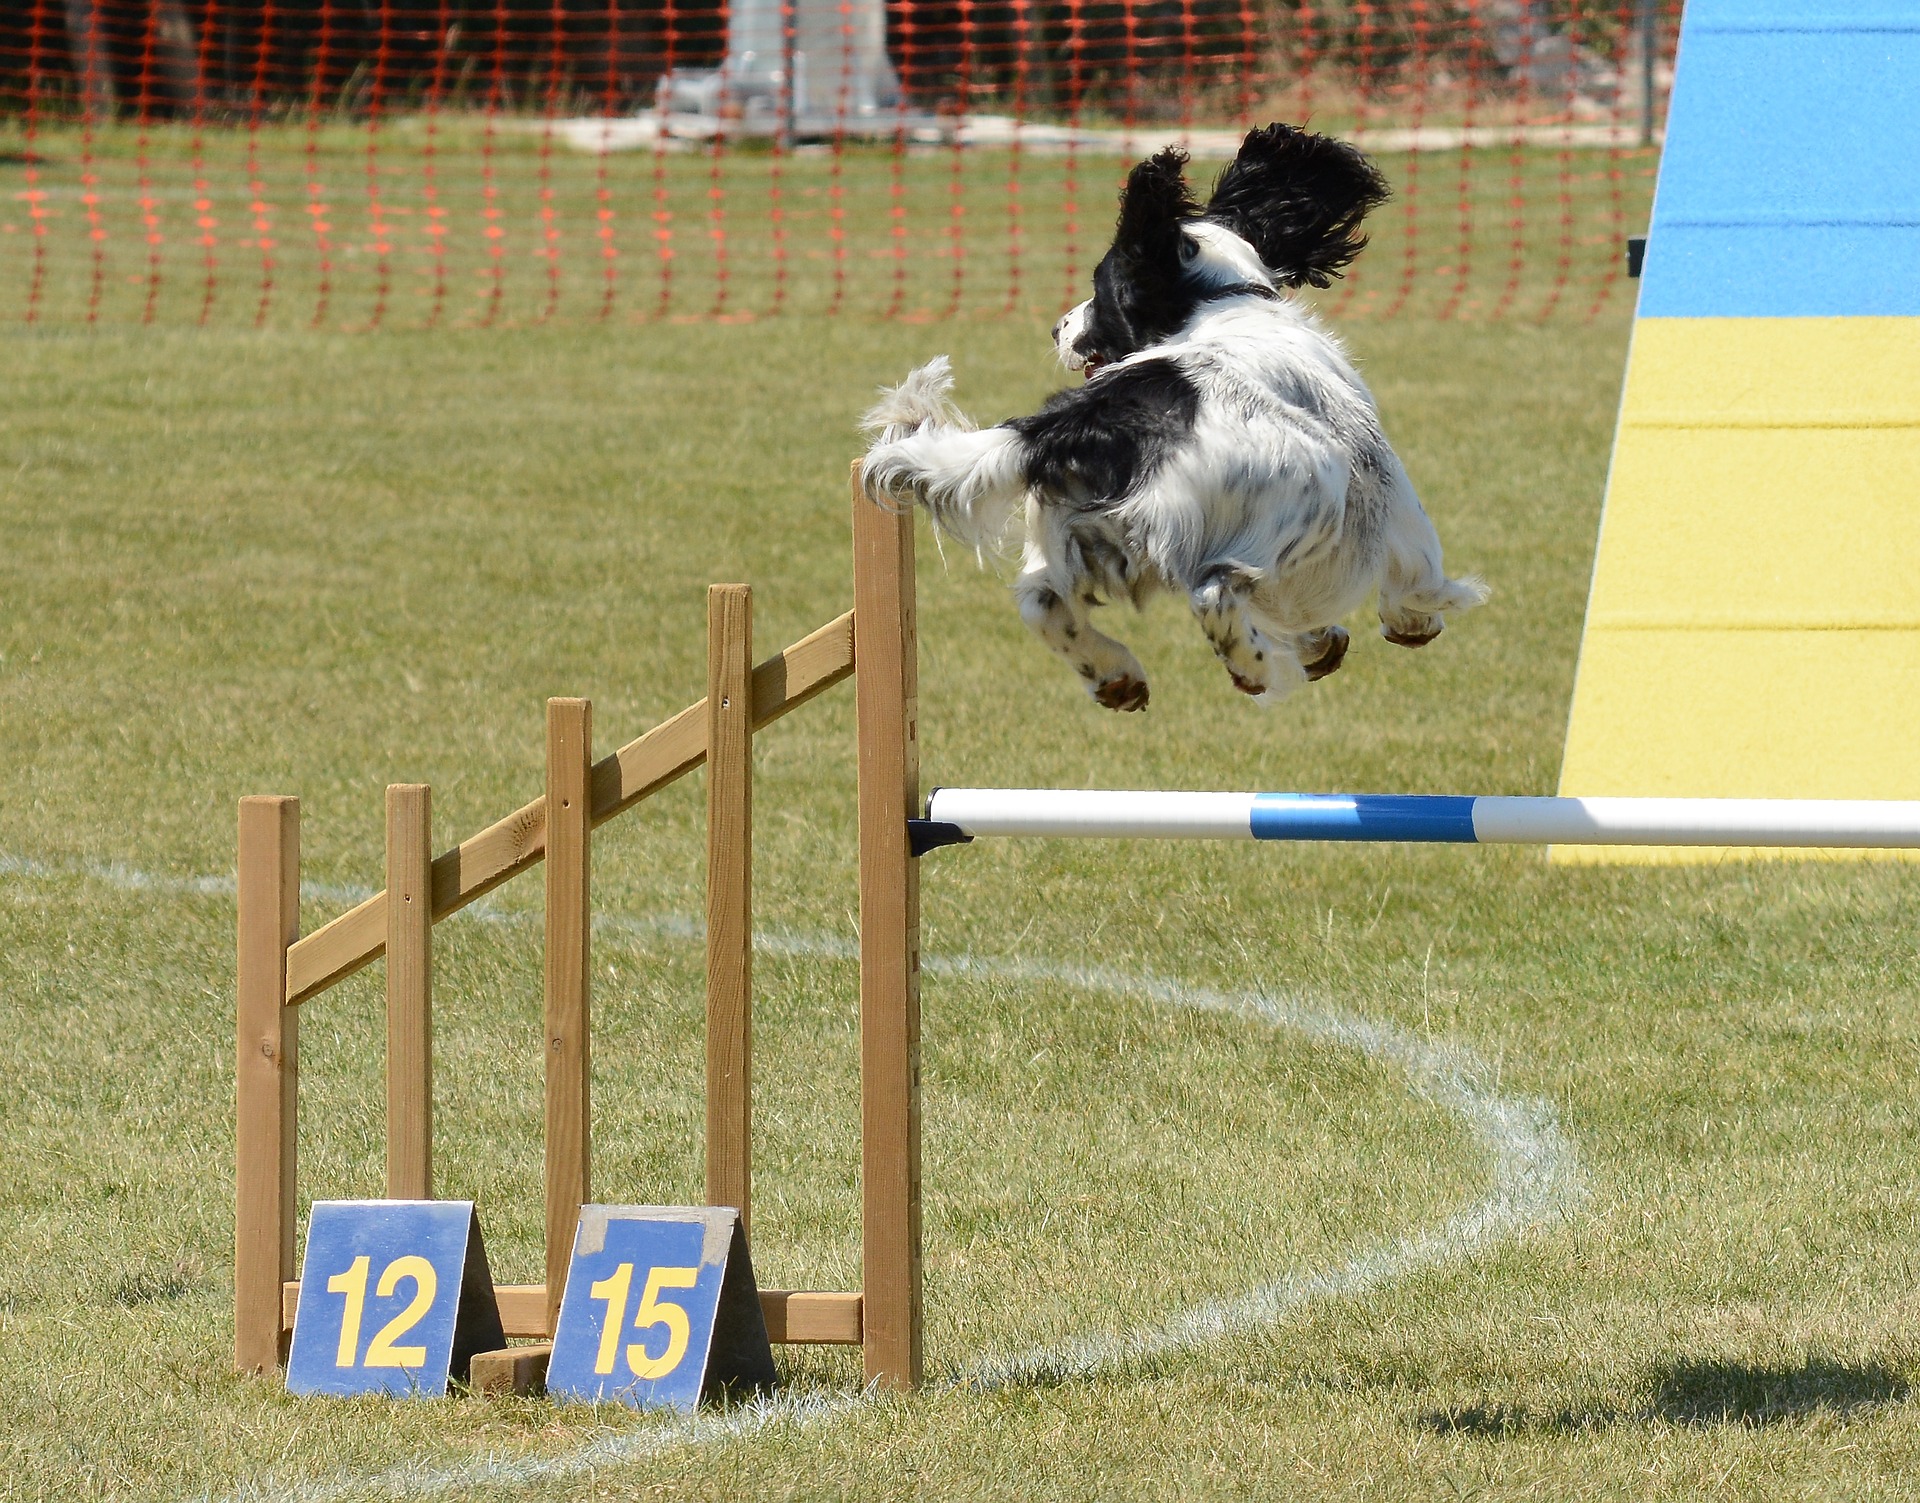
<box><xmin>1113</xmin><ymin>148</ymin><xmax>1199</xmax><ymax>284</ymax></box>
<box><xmin>1203</xmin><ymin>123</ymin><xmax>1390</xmax><ymax>287</ymax></box>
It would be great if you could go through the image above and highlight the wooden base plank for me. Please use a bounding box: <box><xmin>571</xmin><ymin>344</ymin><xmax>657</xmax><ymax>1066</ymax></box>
<box><xmin>468</xmin><ymin>1344</ymin><xmax>551</xmax><ymax>1397</ymax></box>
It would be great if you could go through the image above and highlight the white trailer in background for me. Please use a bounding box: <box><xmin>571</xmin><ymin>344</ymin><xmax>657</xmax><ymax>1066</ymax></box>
<box><xmin>658</xmin><ymin>0</ymin><xmax>953</xmax><ymax>142</ymax></box>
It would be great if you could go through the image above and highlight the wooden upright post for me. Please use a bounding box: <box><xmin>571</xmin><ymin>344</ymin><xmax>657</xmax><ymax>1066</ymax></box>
<box><xmin>385</xmin><ymin>784</ymin><xmax>433</xmax><ymax>1201</ymax></box>
<box><xmin>235</xmin><ymin>795</ymin><xmax>299</xmax><ymax>1373</ymax></box>
<box><xmin>706</xmin><ymin>585</ymin><xmax>755</xmax><ymax>1234</ymax></box>
<box><xmin>545</xmin><ymin>698</ymin><xmax>593</xmax><ymax>1332</ymax></box>
<box><xmin>851</xmin><ymin>471</ymin><xmax>923</xmax><ymax>1389</ymax></box>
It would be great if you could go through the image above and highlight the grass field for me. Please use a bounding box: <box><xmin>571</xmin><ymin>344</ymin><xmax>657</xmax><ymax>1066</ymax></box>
<box><xmin>5</xmin><ymin>293</ymin><xmax>1920</xmax><ymax>1502</ymax></box>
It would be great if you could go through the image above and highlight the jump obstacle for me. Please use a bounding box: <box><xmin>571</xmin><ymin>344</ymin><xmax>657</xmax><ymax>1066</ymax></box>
<box><xmin>237</xmin><ymin>472</ymin><xmax>923</xmax><ymax>1391</ymax></box>
<box><xmin>238</xmin><ymin>469</ymin><xmax>1920</xmax><ymax>1397</ymax></box>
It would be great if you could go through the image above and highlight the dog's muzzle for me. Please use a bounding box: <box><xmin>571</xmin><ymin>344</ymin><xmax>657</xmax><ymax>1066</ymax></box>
<box><xmin>1053</xmin><ymin>301</ymin><xmax>1094</xmax><ymax>375</ymax></box>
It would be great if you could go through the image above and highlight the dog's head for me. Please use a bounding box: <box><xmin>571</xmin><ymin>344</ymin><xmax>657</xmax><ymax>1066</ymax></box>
<box><xmin>1053</xmin><ymin>124</ymin><xmax>1390</xmax><ymax>376</ymax></box>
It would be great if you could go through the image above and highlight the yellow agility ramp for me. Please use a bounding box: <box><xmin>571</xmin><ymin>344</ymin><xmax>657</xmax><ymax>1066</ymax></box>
<box><xmin>1556</xmin><ymin>0</ymin><xmax>1920</xmax><ymax>862</ymax></box>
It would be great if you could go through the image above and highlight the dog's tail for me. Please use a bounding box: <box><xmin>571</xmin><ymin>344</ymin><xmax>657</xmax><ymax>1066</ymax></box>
<box><xmin>861</xmin><ymin>357</ymin><xmax>1028</xmax><ymax>555</ymax></box>
<box><xmin>1394</xmin><ymin>574</ymin><xmax>1491</xmax><ymax>616</ymax></box>
<box><xmin>861</xmin><ymin>354</ymin><xmax>974</xmax><ymax>444</ymax></box>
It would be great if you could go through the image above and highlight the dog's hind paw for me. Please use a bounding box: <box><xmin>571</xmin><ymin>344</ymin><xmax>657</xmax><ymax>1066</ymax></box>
<box><xmin>1381</xmin><ymin>622</ymin><xmax>1442</xmax><ymax>648</ymax></box>
<box><xmin>1092</xmin><ymin>674</ymin><xmax>1151</xmax><ymax>712</ymax></box>
<box><xmin>1300</xmin><ymin>625</ymin><xmax>1350</xmax><ymax>681</ymax></box>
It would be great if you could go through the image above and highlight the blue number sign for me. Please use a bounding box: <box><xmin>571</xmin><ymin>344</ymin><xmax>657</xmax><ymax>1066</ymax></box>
<box><xmin>546</xmin><ymin>1206</ymin><xmax>776</xmax><ymax>1410</ymax></box>
<box><xmin>287</xmin><ymin>1200</ymin><xmax>505</xmax><ymax>1397</ymax></box>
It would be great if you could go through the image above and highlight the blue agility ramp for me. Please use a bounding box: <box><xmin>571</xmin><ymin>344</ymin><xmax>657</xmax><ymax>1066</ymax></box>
<box><xmin>1641</xmin><ymin>2</ymin><xmax>1920</xmax><ymax>319</ymax></box>
<box><xmin>1556</xmin><ymin>0</ymin><xmax>1920</xmax><ymax>861</ymax></box>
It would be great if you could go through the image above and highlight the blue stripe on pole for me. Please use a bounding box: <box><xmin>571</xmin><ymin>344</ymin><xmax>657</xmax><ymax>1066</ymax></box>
<box><xmin>1249</xmin><ymin>794</ymin><xmax>1480</xmax><ymax>843</ymax></box>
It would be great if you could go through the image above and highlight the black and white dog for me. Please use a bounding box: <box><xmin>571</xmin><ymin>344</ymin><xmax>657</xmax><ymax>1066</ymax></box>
<box><xmin>860</xmin><ymin>124</ymin><xmax>1485</xmax><ymax>711</ymax></box>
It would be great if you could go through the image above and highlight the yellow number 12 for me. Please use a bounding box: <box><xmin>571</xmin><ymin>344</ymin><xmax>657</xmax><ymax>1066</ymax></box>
<box><xmin>326</xmin><ymin>1253</ymin><xmax>438</xmax><ymax>1369</ymax></box>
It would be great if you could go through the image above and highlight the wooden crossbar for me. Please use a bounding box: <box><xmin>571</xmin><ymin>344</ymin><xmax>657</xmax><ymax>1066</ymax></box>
<box><xmin>282</xmin><ymin>612</ymin><xmax>855</xmax><ymax>1008</ymax></box>
<box><xmin>280</xmin><ymin>1281</ymin><xmax>865</xmax><ymax>1345</ymax></box>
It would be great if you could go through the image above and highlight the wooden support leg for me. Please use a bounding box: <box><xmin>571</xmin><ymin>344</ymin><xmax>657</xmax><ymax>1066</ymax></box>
<box><xmin>851</xmin><ymin>472</ymin><xmax>924</xmax><ymax>1390</ymax></box>
<box><xmin>386</xmin><ymin>784</ymin><xmax>433</xmax><ymax>1200</ymax></box>
<box><xmin>707</xmin><ymin>585</ymin><xmax>755</xmax><ymax>1234</ymax></box>
<box><xmin>545</xmin><ymin>699</ymin><xmax>593</xmax><ymax>1334</ymax></box>
<box><xmin>236</xmin><ymin>795</ymin><xmax>300</xmax><ymax>1373</ymax></box>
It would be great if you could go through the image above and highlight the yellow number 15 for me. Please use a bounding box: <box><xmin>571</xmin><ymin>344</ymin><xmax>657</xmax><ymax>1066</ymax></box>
<box><xmin>588</xmin><ymin>1263</ymin><xmax>699</xmax><ymax>1379</ymax></box>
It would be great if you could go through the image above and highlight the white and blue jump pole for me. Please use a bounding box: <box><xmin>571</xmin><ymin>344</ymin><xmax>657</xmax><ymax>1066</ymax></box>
<box><xmin>909</xmin><ymin>790</ymin><xmax>1920</xmax><ymax>854</ymax></box>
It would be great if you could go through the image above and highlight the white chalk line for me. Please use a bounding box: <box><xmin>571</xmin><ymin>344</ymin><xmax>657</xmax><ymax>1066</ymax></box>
<box><xmin>0</xmin><ymin>853</ymin><xmax>1580</xmax><ymax>1500</ymax></box>
<box><xmin>0</xmin><ymin>850</ymin><xmax>369</xmax><ymax>906</ymax></box>
<box><xmin>206</xmin><ymin>1391</ymin><xmax>863</xmax><ymax>1503</ymax></box>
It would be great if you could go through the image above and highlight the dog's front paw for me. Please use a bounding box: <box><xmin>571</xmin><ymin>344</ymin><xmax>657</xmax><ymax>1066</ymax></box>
<box><xmin>1092</xmin><ymin>674</ymin><xmax>1151</xmax><ymax>712</ymax></box>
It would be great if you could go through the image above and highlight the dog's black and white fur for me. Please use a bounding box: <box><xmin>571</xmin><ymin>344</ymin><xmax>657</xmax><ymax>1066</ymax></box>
<box><xmin>860</xmin><ymin>124</ymin><xmax>1485</xmax><ymax>711</ymax></box>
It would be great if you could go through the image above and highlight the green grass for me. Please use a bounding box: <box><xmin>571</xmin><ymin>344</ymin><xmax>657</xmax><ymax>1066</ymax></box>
<box><xmin>5</xmin><ymin>302</ymin><xmax>1920</xmax><ymax>1501</ymax></box>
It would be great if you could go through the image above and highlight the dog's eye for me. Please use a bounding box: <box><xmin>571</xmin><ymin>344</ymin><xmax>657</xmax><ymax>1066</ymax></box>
<box><xmin>1178</xmin><ymin>235</ymin><xmax>1198</xmax><ymax>265</ymax></box>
